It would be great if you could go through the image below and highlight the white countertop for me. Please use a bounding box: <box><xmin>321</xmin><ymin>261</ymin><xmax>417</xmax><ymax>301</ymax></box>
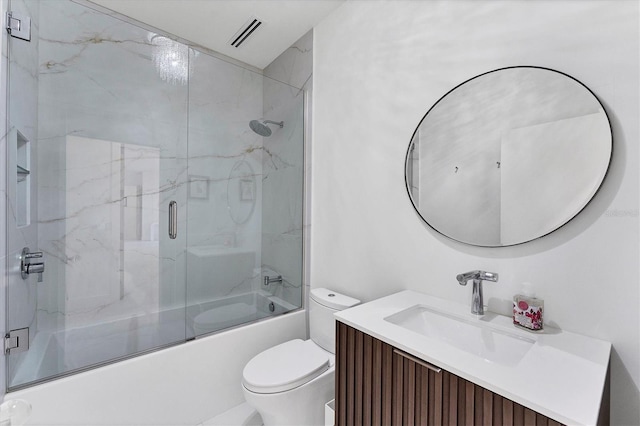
<box><xmin>334</xmin><ymin>290</ymin><xmax>611</xmax><ymax>425</ymax></box>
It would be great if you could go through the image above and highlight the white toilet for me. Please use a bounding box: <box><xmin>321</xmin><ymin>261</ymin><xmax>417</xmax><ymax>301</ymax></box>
<box><xmin>242</xmin><ymin>288</ymin><xmax>360</xmax><ymax>426</ymax></box>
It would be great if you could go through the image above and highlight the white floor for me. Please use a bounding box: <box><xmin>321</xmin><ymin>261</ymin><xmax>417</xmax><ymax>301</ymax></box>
<box><xmin>200</xmin><ymin>402</ymin><xmax>262</xmax><ymax>426</ymax></box>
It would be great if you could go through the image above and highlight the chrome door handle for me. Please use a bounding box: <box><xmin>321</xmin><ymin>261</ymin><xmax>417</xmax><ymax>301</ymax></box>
<box><xmin>168</xmin><ymin>201</ymin><xmax>177</xmax><ymax>239</ymax></box>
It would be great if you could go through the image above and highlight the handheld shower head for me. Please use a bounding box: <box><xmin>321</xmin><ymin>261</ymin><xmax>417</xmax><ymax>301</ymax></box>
<box><xmin>249</xmin><ymin>119</ymin><xmax>283</xmax><ymax>137</ymax></box>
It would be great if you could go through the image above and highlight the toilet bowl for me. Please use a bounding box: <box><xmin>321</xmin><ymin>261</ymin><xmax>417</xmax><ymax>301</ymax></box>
<box><xmin>242</xmin><ymin>288</ymin><xmax>360</xmax><ymax>426</ymax></box>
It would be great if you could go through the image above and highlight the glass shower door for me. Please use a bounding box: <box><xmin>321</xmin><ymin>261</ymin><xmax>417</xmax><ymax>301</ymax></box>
<box><xmin>186</xmin><ymin>50</ymin><xmax>305</xmax><ymax>338</ymax></box>
<box><xmin>6</xmin><ymin>0</ymin><xmax>188</xmax><ymax>389</ymax></box>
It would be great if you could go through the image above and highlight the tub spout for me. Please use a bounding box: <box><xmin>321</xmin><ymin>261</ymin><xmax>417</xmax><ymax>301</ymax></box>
<box><xmin>263</xmin><ymin>275</ymin><xmax>282</xmax><ymax>287</ymax></box>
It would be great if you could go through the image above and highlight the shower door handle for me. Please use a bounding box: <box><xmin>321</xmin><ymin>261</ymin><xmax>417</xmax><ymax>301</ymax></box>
<box><xmin>168</xmin><ymin>201</ymin><xmax>177</xmax><ymax>239</ymax></box>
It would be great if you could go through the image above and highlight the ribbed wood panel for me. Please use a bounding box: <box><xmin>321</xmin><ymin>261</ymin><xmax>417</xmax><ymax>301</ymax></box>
<box><xmin>336</xmin><ymin>322</ymin><xmax>570</xmax><ymax>426</ymax></box>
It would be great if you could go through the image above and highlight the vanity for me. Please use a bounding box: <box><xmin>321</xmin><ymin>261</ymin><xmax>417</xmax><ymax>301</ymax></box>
<box><xmin>334</xmin><ymin>291</ymin><xmax>611</xmax><ymax>426</ymax></box>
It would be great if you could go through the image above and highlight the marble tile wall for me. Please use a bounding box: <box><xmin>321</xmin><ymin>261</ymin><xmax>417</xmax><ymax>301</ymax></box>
<box><xmin>2</xmin><ymin>0</ymin><xmax>309</xmax><ymax>391</ymax></box>
<box><xmin>36</xmin><ymin>0</ymin><xmax>189</xmax><ymax>338</ymax></box>
<box><xmin>186</xmin><ymin>50</ymin><xmax>264</xmax><ymax>312</ymax></box>
<box><xmin>5</xmin><ymin>0</ymin><xmax>40</xmax><ymax>390</ymax></box>
<box><xmin>2</xmin><ymin>0</ymin><xmax>194</xmax><ymax>388</ymax></box>
<box><xmin>262</xmin><ymin>30</ymin><xmax>312</xmax><ymax>308</ymax></box>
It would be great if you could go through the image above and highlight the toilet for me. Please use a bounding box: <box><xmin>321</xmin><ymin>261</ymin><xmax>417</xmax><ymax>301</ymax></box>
<box><xmin>242</xmin><ymin>288</ymin><xmax>360</xmax><ymax>426</ymax></box>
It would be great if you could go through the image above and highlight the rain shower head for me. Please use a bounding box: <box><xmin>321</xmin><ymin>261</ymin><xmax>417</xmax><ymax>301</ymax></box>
<box><xmin>249</xmin><ymin>119</ymin><xmax>284</xmax><ymax>137</ymax></box>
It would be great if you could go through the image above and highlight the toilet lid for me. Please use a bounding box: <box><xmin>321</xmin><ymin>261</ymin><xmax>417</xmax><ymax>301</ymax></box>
<box><xmin>242</xmin><ymin>339</ymin><xmax>330</xmax><ymax>394</ymax></box>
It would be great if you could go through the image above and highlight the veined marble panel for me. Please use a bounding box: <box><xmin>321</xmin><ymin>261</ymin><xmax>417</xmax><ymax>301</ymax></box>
<box><xmin>186</xmin><ymin>48</ymin><xmax>264</xmax><ymax>300</ymax></box>
<box><xmin>35</xmin><ymin>0</ymin><xmax>189</xmax><ymax>335</ymax></box>
<box><xmin>38</xmin><ymin>1</ymin><xmax>187</xmax><ymax>128</ymax></box>
<box><xmin>258</xmin><ymin>35</ymin><xmax>307</xmax><ymax>306</ymax></box>
<box><xmin>185</xmin><ymin>140</ymin><xmax>262</xmax><ymax>251</ymax></box>
<box><xmin>5</xmin><ymin>0</ymin><xmax>41</xmax><ymax>392</ymax></box>
<box><xmin>261</xmin><ymin>233</ymin><xmax>303</xmax><ymax>308</ymax></box>
<box><xmin>188</xmin><ymin>50</ymin><xmax>263</xmax><ymax>137</ymax></box>
<box><xmin>263</xmin><ymin>30</ymin><xmax>313</xmax><ymax>91</ymax></box>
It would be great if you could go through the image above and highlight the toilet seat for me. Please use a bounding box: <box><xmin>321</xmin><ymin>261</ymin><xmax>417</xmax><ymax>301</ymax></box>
<box><xmin>242</xmin><ymin>339</ymin><xmax>330</xmax><ymax>394</ymax></box>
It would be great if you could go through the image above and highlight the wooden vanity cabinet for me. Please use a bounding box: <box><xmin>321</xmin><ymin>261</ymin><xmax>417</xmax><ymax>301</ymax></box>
<box><xmin>335</xmin><ymin>322</ymin><xmax>565</xmax><ymax>426</ymax></box>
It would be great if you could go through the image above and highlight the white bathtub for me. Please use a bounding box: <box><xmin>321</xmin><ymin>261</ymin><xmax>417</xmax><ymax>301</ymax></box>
<box><xmin>9</xmin><ymin>290</ymin><xmax>298</xmax><ymax>389</ymax></box>
<box><xmin>8</xmin><ymin>310</ymin><xmax>306</xmax><ymax>426</ymax></box>
<box><xmin>187</xmin><ymin>290</ymin><xmax>297</xmax><ymax>337</ymax></box>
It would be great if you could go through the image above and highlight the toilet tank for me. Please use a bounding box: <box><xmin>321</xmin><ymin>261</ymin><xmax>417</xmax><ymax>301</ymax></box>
<box><xmin>309</xmin><ymin>288</ymin><xmax>360</xmax><ymax>353</ymax></box>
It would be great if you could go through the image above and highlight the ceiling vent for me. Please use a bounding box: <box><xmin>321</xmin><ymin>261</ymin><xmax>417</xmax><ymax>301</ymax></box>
<box><xmin>229</xmin><ymin>16</ymin><xmax>263</xmax><ymax>48</ymax></box>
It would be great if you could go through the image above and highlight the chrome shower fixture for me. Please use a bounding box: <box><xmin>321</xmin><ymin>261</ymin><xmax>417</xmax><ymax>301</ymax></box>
<box><xmin>249</xmin><ymin>119</ymin><xmax>284</xmax><ymax>137</ymax></box>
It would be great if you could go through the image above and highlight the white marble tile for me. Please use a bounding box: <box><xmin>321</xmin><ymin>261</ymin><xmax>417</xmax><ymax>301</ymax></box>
<box><xmin>6</xmin><ymin>0</ymin><xmax>40</xmax><ymax>356</ymax></box>
<box><xmin>260</xmin><ymin>53</ymin><xmax>306</xmax><ymax>303</ymax></box>
<box><xmin>261</xmin><ymin>233</ymin><xmax>303</xmax><ymax>307</ymax></box>
<box><xmin>3</xmin><ymin>0</ymin><xmax>41</xmax><ymax>392</ymax></box>
<box><xmin>264</xmin><ymin>30</ymin><xmax>313</xmax><ymax>91</ymax></box>
<box><xmin>188</xmin><ymin>50</ymin><xmax>263</xmax><ymax>137</ymax></box>
<box><xmin>3</xmin><ymin>0</ymin><xmax>194</xmax><ymax>387</ymax></box>
<box><xmin>38</xmin><ymin>1</ymin><xmax>187</xmax><ymax>128</ymax></box>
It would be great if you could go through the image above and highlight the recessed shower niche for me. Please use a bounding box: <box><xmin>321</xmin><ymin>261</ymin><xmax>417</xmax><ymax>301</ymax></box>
<box><xmin>14</xmin><ymin>130</ymin><xmax>30</xmax><ymax>227</ymax></box>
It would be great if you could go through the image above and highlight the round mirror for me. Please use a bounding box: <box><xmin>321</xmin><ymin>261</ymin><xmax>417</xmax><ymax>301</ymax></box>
<box><xmin>227</xmin><ymin>160</ymin><xmax>256</xmax><ymax>225</ymax></box>
<box><xmin>405</xmin><ymin>66</ymin><xmax>612</xmax><ymax>247</ymax></box>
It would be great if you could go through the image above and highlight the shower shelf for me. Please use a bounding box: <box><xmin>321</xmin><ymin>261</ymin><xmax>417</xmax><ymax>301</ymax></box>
<box><xmin>17</xmin><ymin>165</ymin><xmax>30</xmax><ymax>182</ymax></box>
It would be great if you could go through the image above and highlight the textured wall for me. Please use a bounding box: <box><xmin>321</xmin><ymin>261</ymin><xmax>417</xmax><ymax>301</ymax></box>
<box><xmin>312</xmin><ymin>1</ymin><xmax>639</xmax><ymax>424</ymax></box>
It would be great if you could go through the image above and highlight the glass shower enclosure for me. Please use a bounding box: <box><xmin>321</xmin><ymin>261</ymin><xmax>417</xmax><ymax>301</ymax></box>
<box><xmin>5</xmin><ymin>0</ymin><xmax>304</xmax><ymax>390</ymax></box>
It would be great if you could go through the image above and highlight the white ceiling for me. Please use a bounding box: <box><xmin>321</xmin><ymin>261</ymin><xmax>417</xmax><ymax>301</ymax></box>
<box><xmin>89</xmin><ymin>0</ymin><xmax>344</xmax><ymax>69</ymax></box>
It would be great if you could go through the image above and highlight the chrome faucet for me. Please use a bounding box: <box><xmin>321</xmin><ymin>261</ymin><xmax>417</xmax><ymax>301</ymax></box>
<box><xmin>456</xmin><ymin>270</ymin><xmax>498</xmax><ymax>315</ymax></box>
<box><xmin>20</xmin><ymin>247</ymin><xmax>45</xmax><ymax>282</ymax></box>
<box><xmin>263</xmin><ymin>275</ymin><xmax>283</xmax><ymax>287</ymax></box>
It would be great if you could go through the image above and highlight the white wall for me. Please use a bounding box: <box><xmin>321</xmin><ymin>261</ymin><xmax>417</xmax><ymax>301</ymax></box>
<box><xmin>312</xmin><ymin>1</ymin><xmax>639</xmax><ymax>424</ymax></box>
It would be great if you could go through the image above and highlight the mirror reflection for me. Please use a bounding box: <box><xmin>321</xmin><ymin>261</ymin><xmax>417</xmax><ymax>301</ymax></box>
<box><xmin>406</xmin><ymin>67</ymin><xmax>612</xmax><ymax>246</ymax></box>
<box><xmin>227</xmin><ymin>160</ymin><xmax>257</xmax><ymax>224</ymax></box>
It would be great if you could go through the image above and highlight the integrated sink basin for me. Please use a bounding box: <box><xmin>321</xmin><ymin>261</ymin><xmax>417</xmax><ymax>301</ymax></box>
<box><xmin>334</xmin><ymin>290</ymin><xmax>612</xmax><ymax>425</ymax></box>
<box><xmin>384</xmin><ymin>305</ymin><xmax>534</xmax><ymax>366</ymax></box>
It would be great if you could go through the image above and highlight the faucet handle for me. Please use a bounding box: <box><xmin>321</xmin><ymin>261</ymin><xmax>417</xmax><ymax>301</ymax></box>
<box><xmin>456</xmin><ymin>270</ymin><xmax>479</xmax><ymax>285</ymax></box>
<box><xmin>456</xmin><ymin>270</ymin><xmax>499</xmax><ymax>285</ymax></box>
<box><xmin>481</xmin><ymin>271</ymin><xmax>499</xmax><ymax>282</ymax></box>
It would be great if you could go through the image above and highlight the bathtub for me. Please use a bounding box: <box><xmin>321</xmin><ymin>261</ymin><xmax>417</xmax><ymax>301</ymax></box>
<box><xmin>8</xmin><ymin>290</ymin><xmax>297</xmax><ymax>389</ymax></box>
<box><xmin>187</xmin><ymin>290</ymin><xmax>297</xmax><ymax>337</ymax></box>
<box><xmin>7</xmin><ymin>310</ymin><xmax>307</xmax><ymax>426</ymax></box>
